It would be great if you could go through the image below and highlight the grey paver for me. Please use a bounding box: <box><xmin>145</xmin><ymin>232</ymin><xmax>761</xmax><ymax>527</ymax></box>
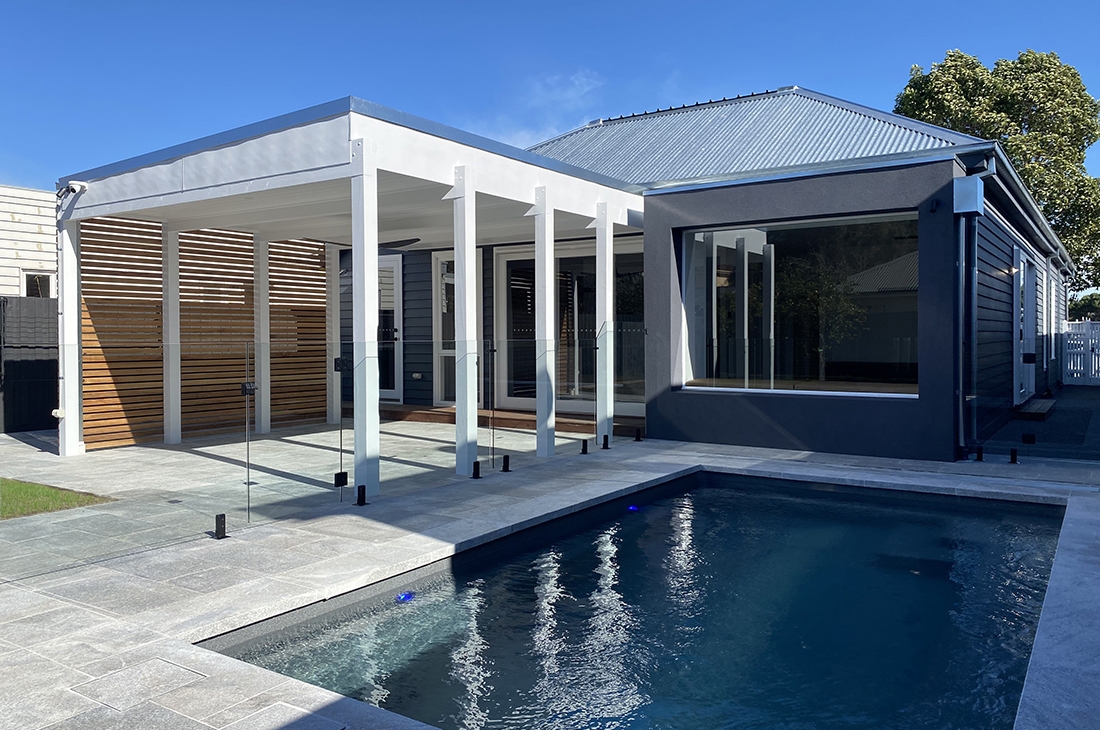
<box><xmin>72</xmin><ymin>658</ymin><xmax>205</xmax><ymax>710</ymax></box>
<box><xmin>223</xmin><ymin>702</ymin><xmax>343</xmax><ymax>730</ymax></box>
<box><xmin>41</xmin><ymin>701</ymin><xmax>213</xmax><ymax>730</ymax></box>
<box><xmin>0</xmin><ymin>604</ymin><xmax>111</xmax><ymax>647</ymax></box>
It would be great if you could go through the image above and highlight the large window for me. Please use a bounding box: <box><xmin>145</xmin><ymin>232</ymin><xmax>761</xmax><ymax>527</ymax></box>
<box><xmin>682</xmin><ymin>215</ymin><xmax>919</xmax><ymax>395</ymax></box>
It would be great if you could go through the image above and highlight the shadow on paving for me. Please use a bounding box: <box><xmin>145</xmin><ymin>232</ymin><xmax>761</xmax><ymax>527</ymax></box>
<box><xmin>982</xmin><ymin>385</ymin><xmax>1100</xmax><ymax>461</ymax></box>
<box><xmin>0</xmin><ymin>420</ymin><xmax>586</xmax><ymax>585</ymax></box>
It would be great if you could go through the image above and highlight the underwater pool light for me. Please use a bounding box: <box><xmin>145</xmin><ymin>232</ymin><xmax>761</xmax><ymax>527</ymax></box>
<box><xmin>628</xmin><ymin>505</ymin><xmax>639</xmax><ymax>511</ymax></box>
<box><xmin>396</xmin><ymin>591</ymin><xmax>416</xmax><ymax>603</ymax></box>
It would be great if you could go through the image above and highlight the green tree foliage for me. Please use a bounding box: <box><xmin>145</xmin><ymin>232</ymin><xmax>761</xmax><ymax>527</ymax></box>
<box><xmin>895</xmin><ymin>50</ymin><xmax>1100</xmax><ymax>289</ymax></box>
<box><xmin>1068</xmin><ymin>292</ymin><xmax>1100</xmax><ymax>320</ymax></box>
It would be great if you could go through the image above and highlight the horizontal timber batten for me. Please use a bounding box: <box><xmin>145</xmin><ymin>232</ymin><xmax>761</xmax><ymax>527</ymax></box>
<box><xmin>81</xmin><ymin>217</ymin><xmax>165</xmax><ymax>448</ymax></box>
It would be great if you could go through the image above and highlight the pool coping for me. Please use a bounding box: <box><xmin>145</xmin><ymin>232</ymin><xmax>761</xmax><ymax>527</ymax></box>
<box><xmin>3</xmin><ymin>439</ymin><xmax>1097</xmax><ymax>729</ymax></box>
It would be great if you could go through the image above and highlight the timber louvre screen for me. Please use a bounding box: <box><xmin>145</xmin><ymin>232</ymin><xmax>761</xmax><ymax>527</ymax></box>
<box><xmin>179</xmin><ymin>229</ymin><xmax>255</xmax><ymax>437</ymax></box>
<box><xmin>270</xmin><ymin>239</ymin><xmax>328</xmax><ymax>426</ymax></box>
<box><xmin>80</xmin><ymin>217</ymin><xmax>164</xmax><ymax>448</ymax></box>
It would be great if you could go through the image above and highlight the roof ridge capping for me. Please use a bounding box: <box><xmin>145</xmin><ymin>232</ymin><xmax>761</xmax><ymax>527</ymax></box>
<box><xmin>528</xmin><ymin>85</ymin><xmax>984</xmax><ymax>154</ymax></box>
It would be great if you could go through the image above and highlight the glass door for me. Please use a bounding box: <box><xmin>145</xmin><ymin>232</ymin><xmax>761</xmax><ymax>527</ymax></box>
<box><xmin>379</xmin><ymin>254</ymin><xmax>402</xmax><ymax>402</ymax></box>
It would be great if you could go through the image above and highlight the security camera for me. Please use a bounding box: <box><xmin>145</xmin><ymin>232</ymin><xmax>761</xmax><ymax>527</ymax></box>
<box><xmin>67</xmin><ymin>181</ymin><xmax>89</xmax><ymax>195</ymax></box>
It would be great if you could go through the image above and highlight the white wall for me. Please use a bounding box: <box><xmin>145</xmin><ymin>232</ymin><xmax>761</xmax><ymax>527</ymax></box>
<box><xmin>0</xmin><ymin>184</ymin><xmax>56</xmax><ymax>297</ymax></box>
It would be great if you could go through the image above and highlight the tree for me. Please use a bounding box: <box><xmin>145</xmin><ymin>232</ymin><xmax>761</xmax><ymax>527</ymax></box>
<box><xmin>895</xmin><ymin>50</ymin><xmax>1100</xmax><ymax>290</ymax></box>
<box><xmin>1069</xmin><ymin>292</ymin><xmax>1100</xmax><ymax>321</ymax></box>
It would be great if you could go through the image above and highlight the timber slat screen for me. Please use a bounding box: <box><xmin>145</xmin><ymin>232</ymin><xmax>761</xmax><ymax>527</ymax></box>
<box><xmin>80</xmin><ymin>217</ymin><xmax>164</xmax><ymax>448</ymax></box>
<box><xmin>270</xmin><ymin>239</ymin><xmax>328</xmax><ymax>426</ymax></box>
<box><xmin>179</xmin><ymin>229</ymin><xmax>255</xmax><ymax>437</ymax></box>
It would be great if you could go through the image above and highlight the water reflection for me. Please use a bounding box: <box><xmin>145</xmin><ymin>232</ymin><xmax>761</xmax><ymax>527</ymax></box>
<box><xmin>449</xmin><ymin>580</ymin><xmax>491</xmax><ymax>730</ymax></box>
<box><xmin>581</xmin><ymin>526</ymin><xmax>648</xmax><ymax>721</ymax></box>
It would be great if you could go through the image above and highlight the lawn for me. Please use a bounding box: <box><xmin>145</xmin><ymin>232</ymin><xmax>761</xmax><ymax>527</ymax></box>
<box><xmin>0</xmin><ymin>478</ymin><xmax>112</xmax><ymax>519</ymax></box>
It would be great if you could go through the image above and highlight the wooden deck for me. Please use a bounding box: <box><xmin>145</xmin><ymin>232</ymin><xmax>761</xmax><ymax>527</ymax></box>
<box><xmin>344</xmin><ymin>402</ymin><xmax>645</xmax><ymax>437</ymax></box>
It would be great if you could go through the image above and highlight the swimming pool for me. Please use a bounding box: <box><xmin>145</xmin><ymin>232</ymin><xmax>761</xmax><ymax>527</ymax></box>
<box><xmin>225</xmin><ymin>473</ymin><xmax>1061</xmax><ymax>729</ymax></box>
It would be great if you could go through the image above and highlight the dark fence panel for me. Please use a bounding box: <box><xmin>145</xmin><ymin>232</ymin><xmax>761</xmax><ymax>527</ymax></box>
<box><xmin>0</xmin><ymin>296</ymin><xmax>58</xmax><ymax>434</ymax></box>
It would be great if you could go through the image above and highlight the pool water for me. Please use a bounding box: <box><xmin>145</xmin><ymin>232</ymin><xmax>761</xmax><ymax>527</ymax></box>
<box><xmin>236</xmin><ymin>475</ymin><xmax>1061</xmax><ymax>729</ymax></box>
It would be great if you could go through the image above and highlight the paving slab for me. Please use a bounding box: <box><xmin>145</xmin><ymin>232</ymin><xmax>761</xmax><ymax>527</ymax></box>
<box><xmin>72</xmin><ymin>657</ymin><xmax>205</xmax><ymax>711</ymax></box>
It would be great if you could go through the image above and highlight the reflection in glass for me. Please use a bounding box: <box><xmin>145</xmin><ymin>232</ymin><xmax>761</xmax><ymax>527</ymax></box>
<box><xmin>505</xmin><ymin>253</ymin><xmax>646</xmax><ymax>403</ymax></box>
<box><xmin>683</xmin><ymin>217</ymin><xmax>919</xmax><ymax>394</ymax></box>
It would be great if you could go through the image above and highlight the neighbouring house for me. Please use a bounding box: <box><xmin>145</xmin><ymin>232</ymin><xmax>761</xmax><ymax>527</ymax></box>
<box><xmin>0</xmin><ymin>184</ymin><xmax>58</xmax><ymax>433</ymax></box>
<box><xmin>1</xmin><ymin>184</ymin><xmax>56</xmax><ymax>298</ymax></box>
<box><xmin>51</xmin><ymin>87</ymin><xmax>1072</xmax><ymax>487</ymax></box>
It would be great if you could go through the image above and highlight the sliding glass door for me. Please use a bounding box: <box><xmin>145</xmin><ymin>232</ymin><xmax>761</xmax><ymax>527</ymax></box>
<box><xmin>495</xmin><ymin>243</ymin><xmax>644</xmax><ymax>416</ymax></box>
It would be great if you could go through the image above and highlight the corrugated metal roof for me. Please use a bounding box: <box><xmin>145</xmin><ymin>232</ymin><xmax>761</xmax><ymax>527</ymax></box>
<box><xmin>849</xmin><ymin>251</ymin><xmax>919</xmax><ymax>294</ymax></box>
<box><xmin>528</xmin><ymin>87</ymin><xmax>982</xmax><ymax>186</ymax></box>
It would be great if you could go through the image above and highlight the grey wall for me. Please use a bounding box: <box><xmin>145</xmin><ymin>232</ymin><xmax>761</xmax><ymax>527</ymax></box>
<box><xmin>0</xmin><ymin>296</ymin><xmax>58</xmax><ymax>433</ymax></box>
<box><xmin>644</xmin><ymin>160</ymin><xmax>961</xmax><ymax>462</ymax></box>
<box><xmin>974</xmin><ymin>216</ymin><xmax>1016</xmax><ymax>437</ymax></box>
<box><xmin>402</xmin><ymin>251</ymin><xmax>434</xmax><ymax>406</ymax></box>
<box><xmin>338</xmin><ymin>248</ymin><xmax>498</xmax><ymax>409</ymax></box>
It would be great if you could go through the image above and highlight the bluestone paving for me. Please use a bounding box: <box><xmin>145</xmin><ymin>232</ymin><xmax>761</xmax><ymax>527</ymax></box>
<box><xmin>2</xmin><ymin>424</ymin><xmax>1099</xmax><ymax>728</ymax></box>
<box><xmin>71</xmin><ymin>657</ymin><xmax>206</xmax><ymax>710</ymax></box>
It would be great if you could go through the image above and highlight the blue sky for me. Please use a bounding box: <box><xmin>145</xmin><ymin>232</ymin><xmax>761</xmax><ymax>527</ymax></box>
<box><xmin>2</xmin><ymin>0</ymin><xmax>1098</xmax><ymax>189</ymax></box>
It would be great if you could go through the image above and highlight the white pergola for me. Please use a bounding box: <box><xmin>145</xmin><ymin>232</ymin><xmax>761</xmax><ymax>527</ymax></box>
<box><xmin>56</xmin><ymin>98</ymin><xmax>644</xmax><ymax>495</ymax></box>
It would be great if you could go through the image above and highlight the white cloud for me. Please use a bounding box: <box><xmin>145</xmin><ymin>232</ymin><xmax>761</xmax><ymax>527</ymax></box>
<box><xmin>464</xmin><ymin>68</ymin><xmax>606</xmax><ymax>150</ymax></box>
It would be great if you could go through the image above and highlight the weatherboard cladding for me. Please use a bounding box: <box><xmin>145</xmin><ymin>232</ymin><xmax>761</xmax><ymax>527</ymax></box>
<box><xmin>529</xmin><ymin>88</ymin><xmax>979</xmax><ymax>185</ymax></box>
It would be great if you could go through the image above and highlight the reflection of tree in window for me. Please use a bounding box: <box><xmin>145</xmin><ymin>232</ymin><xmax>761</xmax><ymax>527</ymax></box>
<box><xmin>771</xmin><ymin>220</ymin><xmax>918</xmax><ymax>387</ymax></box>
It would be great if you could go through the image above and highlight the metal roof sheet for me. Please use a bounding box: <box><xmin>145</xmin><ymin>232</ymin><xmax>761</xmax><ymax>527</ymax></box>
<box><xmin>528</xmin><ymin>87</ymin><xmax>982</xmax><ymax>186</ymax></box>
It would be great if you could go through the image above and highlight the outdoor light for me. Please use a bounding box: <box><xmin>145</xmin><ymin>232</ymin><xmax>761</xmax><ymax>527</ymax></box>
<box><xmin>628</xmin><ymin>505</ymin><xmax>639</xmax><ymax>511</ymax></box>
<box><xmin>396</xmin><ymin>591</ymin><xmax>415</xmax><ymax>603</ymax></box>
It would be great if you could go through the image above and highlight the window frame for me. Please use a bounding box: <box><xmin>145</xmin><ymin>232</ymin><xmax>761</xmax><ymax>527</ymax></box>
<box><xmin>678</xmin><ymin>212</ymin><xmax>922</xmax><ymax>400</ymax></box>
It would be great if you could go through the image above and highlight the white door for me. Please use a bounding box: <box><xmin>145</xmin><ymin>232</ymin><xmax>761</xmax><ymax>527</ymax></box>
<box><xmin>379</xmin><ymin>254</ymin><xmax>402</xmax><ymax>402</ymax></box>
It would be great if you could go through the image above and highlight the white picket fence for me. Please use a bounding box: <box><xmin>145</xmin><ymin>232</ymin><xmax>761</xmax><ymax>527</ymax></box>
<box><xmin>1064</xmin><ymin>321</ymin><xmax>1100</xmax><ymax>385</ymax></box>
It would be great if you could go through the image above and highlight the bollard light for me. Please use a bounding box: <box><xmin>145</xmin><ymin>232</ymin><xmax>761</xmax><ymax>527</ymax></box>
<box><xmin>1010</xmin><ymin>448</ymin><xmax>1018</xmax><ymax>465</ymax></box>
<box><xmin>635</xmin><ymin>428</ymin><xmax>643</xmax><ymax>442</ymax></box>
<box><xmin>602</xmin><ymin>434</ymin><xmax>610</xmax><ymax>450</ymax></box>
<box><xmin>356</xmin><ymin>485</ymin><xmax>367</xmax><ymax>506</ymax></box>
<box><xmin>581</xmin><ymin>439</ymin><xmax>588</xmax><ymax>455</ymax></box>
<box><xmin>471</xmin><ymin>461</ymin><xmax>481</xmax><ymax>479</ymax></box>
<box><xmin>502</xmin><ymin>455</ymin><xmax>511</xmax><ymax>472</ymax></box>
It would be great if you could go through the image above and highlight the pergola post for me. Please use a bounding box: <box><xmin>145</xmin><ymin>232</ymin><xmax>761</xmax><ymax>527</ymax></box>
<box><xmin>351</xmin><ymin>142</ymin><xmax>381</xmax><ymax>495</ymax></box>
<box><xmin>528</xmin><ymin>187</ymin><xmax>555</xmax><ymax>457</ymax></box>
<box><xmin>592</xmin><ymin>202</ymin><xmax>614</xmax><ymax>445</ymax></box>
<box><xmin>763</xmin><ymin>242</ymin><xmax>776</xmax><ymax>389</ymax></box>
<box><xmin>57</xmin><ymin>217</ymin><xmax>85</xmax><ymax>456</ymax></box>
<box><xmin>735</xmin><ymin>236</ymin><xmax>749</xmax><ymax>387</ymax></box>
<box><xmin>325</xmin><ymin>243</ymin><xmax>341</xmax><ymax>425</ymax></box>
<box><xmin>446</xmin><ymin>165</ymin><xmax>478</xmax><ymax>475</ymax></box>
<box><xmin>162</xmin><ymin>228</ymin><xmax>181</xmax><ymax>444</ymax></box>
<box><xmin>253</xmin><ymin>234</ymin><xmax>271</xmax><ymax>434</ymax></box>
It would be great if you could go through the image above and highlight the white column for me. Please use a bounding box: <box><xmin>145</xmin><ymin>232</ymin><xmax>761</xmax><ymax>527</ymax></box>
<box><xmin>446</xmin><ymin>166</ymin><xmax>479</xmax><ymax>475</ymax></box>
<box><xmin>162</xmin><ymin>229</ymin><xmax>181</xmax><ymax>444</ymax></box>
<box><xmin>253</xmin><ymin>235</ymin><xmax>271</xmax><ymax>434</ymax></box>
<box><xmin>734</xmin><ymin>236</ymin><xmax>749</xmax><ymax>387</ymax></box>
<box><xmin>326</xmin><ymin>243</ymin><xmax>341</xmax><ymax>425</ymax></box>
<box><xmin>763</xmin><ymin>243</ymin><xmax>776</xmax><ymax>389</ymax></box>
<box><xmin>592</xmin><ymin>202</ymin><xmax>614</xmax><ymax>444</ymax></box>
<box><xmin>57</xmin><ymin>217</ymin><xmax>85</xmax><ymax>456</ymax></box>
<box><xmin>527</xmin><ymin>187</ymin><xmax>555</xmax><ymax>457</ymax></box>
<box><xmin>351</xmin><ymin>148</ymin><xmax>381</xmax><ymax>495</ymax></box>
